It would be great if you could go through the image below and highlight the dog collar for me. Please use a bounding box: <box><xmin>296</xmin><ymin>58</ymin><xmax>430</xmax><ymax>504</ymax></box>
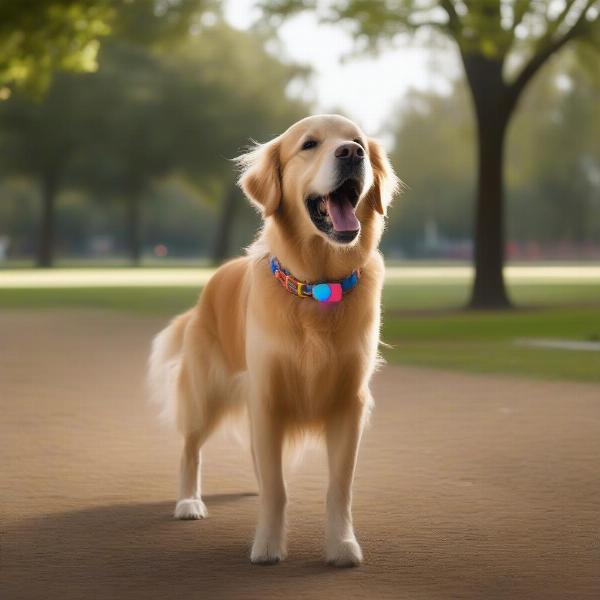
<box><xmin>270</xmin><ymin>257</ymin><xmax>360</xmax><ymax>304</ymax></box>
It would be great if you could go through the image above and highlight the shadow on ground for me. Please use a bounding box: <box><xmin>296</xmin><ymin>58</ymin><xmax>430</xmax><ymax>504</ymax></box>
<box><xmin>6</xmin><ymin>493</ymin><xmax>586</xmax><ymax>600</ymax></box>
<box><xmin>4</xmin><ymin>495</ymin><xmax>374</xmax><ymax>600</ymax></box>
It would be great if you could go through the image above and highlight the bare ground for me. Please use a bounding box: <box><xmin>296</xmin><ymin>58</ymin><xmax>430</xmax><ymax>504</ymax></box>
<box><xmin>1</xmin><ymin>310</ymin><xmax>599</xmax><ymax>600</ymax></box>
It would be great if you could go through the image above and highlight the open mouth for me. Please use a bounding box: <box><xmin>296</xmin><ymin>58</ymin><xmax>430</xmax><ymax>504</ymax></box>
<box><xmin>306</xmin><ymin>178</ymin><xmax>361</xmax><ymax>244</ymax></box>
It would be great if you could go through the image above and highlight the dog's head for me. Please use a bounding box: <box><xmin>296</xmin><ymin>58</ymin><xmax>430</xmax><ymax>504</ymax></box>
<box><xmin>237</xmin><ymin>115</ymin><xmax>398</xmax><ymax>251</ymax></box>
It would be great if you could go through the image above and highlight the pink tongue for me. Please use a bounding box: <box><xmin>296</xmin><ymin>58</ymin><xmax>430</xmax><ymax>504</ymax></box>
<box><xmin>326</xmin><ymin>195</ymin><xmax>359</xmax><ymax>232</ymax></box>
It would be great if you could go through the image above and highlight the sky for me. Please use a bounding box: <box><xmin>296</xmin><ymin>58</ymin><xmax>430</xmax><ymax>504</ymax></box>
<box><xmin>224</xmin><ymin>0</ymin><xmax>461</xmax><ymax>136</ymax></box>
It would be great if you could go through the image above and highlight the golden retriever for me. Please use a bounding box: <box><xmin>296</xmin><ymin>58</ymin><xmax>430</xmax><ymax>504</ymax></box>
<box><xmin>148</xmin><ymin>114</ymin><xmax>398</xmax><ymax>566</ymax></box>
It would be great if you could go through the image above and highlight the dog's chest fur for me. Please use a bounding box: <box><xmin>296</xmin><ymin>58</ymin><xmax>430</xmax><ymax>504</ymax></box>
<box><xmin>245</xmin><ymin>259</ymin><xmax>382</xmax><ymax>422</ymax></box>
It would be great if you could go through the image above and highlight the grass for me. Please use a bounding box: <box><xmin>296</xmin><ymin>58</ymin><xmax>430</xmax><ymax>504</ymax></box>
<box><xmin>0</xmin><ymin>286</ymin><xmax>201</xmax><ymax>314</ymax></box>
<box><xmin>1</xmin><ymin>274</ymin><xmax>599</xmax><ymax>382</ymax></box>
<box><xmin>383</xmin><ymin>304</ymin><xmax>600</xmax><ymax>382</ymax></box>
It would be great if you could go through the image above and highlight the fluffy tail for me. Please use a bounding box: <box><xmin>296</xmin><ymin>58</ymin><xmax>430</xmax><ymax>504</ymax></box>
<box><xmin>146</xmin><ymin>312</ymin><xmax>191</xmax><ymax>425</ymax></box>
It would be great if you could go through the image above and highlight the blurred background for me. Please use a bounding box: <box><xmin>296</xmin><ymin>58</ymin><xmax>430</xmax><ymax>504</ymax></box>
<box><xmin>1</xmin><ymin>0</ymin><xmax>599</xmax><ymax>380</ymax></box>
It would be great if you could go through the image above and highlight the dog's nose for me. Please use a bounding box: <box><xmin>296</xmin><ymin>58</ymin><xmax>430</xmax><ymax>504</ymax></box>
<box><xmin>335</xmin><ymin>142</ymin><xmax>364</xmax><ymax>164</ymax></box>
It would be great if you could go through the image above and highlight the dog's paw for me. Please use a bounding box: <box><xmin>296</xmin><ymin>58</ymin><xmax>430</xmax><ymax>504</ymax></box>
<box><xmin>250</xmin><ymin>538</ymin><xmax>286</xmax><ymax>565</ymax></box>
<box><xmin>174</xmin><ymin>498</ymin><xmax>207</xmax><ymax>520</ymax></box>
<box><xmin>326</xmin><ymin>538</ymin><xmax>363</xmax><ymax>568</ymax></box>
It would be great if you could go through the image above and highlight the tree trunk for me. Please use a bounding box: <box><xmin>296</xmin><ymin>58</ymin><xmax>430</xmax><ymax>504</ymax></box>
<box><xmin>37</xmin><ymin>173</ymin><xmax>58</xmax><ymax>268</ymax></box>
<box><xmin>463</xmin><ymin>55</ymin><xmax>512</xmax><ymax>309</ymax></box>
<box><xmin>469</xmin><ymin>113</ymin><xmax>511</xmax><ymax>308</ymax></box>
<box><xmin>126</xmin><ymin>188</ymin><xmax>143</xmax><ymax>266</ymax></box>
<box><xmin>211</xmin><ymin>184</ymin><xmax>240</xmax><ymax>265</ymax></box>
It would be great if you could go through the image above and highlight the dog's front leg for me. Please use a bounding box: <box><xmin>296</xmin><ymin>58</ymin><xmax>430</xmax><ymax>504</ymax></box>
<box><xmin>250</xmin><ymin>401</ymin><xmax>287</xmax><ymax>564</ymax></box>
<box><xmin>325</xmin><ymin>401</ymin><xmax>366</xmax><ymax>567</ymax></box>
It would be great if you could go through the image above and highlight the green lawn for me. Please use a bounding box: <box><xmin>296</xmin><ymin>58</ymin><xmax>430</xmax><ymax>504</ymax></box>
<box><xmin>383</xmin><ymin>304</ymin><xmax>600</xmax><ymax>382</ymax></box>
<box><xmin>1</xmin><ymin>277</ymin><xmax>599</xmax><ymax>382</ymax></box>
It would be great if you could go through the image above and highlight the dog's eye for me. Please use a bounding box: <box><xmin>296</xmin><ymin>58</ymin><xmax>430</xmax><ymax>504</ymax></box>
<box><xmin>301</xmin><ymin>140</ymin><xmax>318</xmax><ymax>150</ymax></box>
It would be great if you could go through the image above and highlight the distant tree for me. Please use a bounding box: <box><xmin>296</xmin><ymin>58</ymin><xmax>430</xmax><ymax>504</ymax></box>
<box><xmin>0</xmin><ymin>0</ymin><xmax>218</xmax><ymax>266</ymax></box>
<box><xmin>387</xmin><ymin>85</ymin><xmax>474</xmax><ymax>256</ymax></box>
<box><xmin>0</xmin><ymin>75</ymin><xmax>93</xmax><ymax>266</ymax></box>
<box><xmin>0</xmin><ymin>20</ymin><xmax>307</xmax><ymax>265</ymax></box>
<box><xmin>80</xmin><ymin>24</ymin><xmax>307</xmax><ymax>264</ymax></box>
<box><xmin>506</xmin><ymin>46</ymin><xmax>600</xmax><ymax>245</ymax></box>
<box><xmin>70</xmin><ymin>42</ymin><xmax>183</xmax><ymax>264</ymax></box>
<box><xmin>261</xmin><ymin>0</ymin><xmax>600</xmax><ymax>308</ymax></box>
<box><xmin>387</xmin><ymin>46</ymin><xmax>600</xmax><ymax>256</ymax></box>
<box><xmin>163</xmin><ymin>24</ymin><xmax>308</xmax><ymax>263</ymax></box>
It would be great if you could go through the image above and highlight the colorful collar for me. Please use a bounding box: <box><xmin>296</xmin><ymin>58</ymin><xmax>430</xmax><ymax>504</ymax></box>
<box><xmin>270</xmin><ymin>257</ymin><xmax>360</xmax><ymax>304</ymax></box>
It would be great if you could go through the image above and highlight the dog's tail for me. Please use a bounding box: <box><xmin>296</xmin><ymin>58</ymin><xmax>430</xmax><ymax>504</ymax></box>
<box><xmin>147</xmin><ymin>311</ymin><xmax>191</xmax><ymax>426</ymax></box>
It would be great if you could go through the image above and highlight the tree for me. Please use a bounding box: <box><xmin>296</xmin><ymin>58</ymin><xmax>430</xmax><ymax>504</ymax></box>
<box><xmin>506</xmin><ymin>46</ymin><xmax>600</xmax><ymax>247</ymax></box>
<box><xmin>0</xmin><ymin>20</ymin><xmax>307</xmax><ymax>265</ymax></box>
<box><xmin>0</xmin><ymin>0</ymin><xmax>217</xmax><ymax>95</ymax></box>
<box><xmin>84</xmin><ymin>24</ymin><xmax>307</xmax><ymax>264</ymax></box>
<box><xmin>162</xmin><ymin>24</ymin><xmax>308</xmax><ymax>263</ymax></box>
<box><xmin>71</xmin><ymin>41</ymin><xmax>184</xmax><ymax>264</ymax></box>
<box><xmin>0</xmin><ymin>0</ymin><xmax>218</xmax><ymax>266</ymax></box>
<box><xmin>260</xmin><ymin>0</ymin><xmax>600</xmax><ymax>307</ymax></box>
<box><xmin>0</xmin><ymin>75</ymin><xmax>91</xmax><ymax>266</ymax></box>
<box><xmin>0</xmin><ymin>0</ymin><xmax>113</xmax><ymax>95</ymax></box>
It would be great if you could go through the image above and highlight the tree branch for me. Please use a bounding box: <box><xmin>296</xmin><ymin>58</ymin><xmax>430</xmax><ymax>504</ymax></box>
<box><xmin>543</xmin><ymin>0</ymin><xmax>578</xmax><ymax>43</ymax></box>
<box><xmin>406</xmin><ymin>18</ymin><xmax>451</xmax><ymax>33</ymax></box>
<box><xmin>439</xmin><ymin>0</ymin><xmax>462</xmax><ymax>37</ymax></box>
<box><xmin>507</xmin><ymin>0</ymin><xmax>596</xmax><ymax>107</ymax></box>
<box><xmin>511</xmin><ymin>0</ymin><xmax>530</xmax><ymax>32</ymax></box>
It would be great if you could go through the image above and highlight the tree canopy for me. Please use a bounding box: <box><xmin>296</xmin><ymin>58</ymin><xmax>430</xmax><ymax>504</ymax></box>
<box><xmin>0</xmin><ymin>17</ymin><xmax>308</xmax><ymax>265</ymax></box>
<box><xmin>0</xmin><ymin>0</ymin><xmax>217</xmax><ymax>96</ymax></box>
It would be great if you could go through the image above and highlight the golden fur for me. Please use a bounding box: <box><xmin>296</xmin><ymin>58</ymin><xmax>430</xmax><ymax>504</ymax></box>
<box><xmin>148</xmin><ymin>114</ymin><xmax>398</xmax><ymax>566</ymax></box>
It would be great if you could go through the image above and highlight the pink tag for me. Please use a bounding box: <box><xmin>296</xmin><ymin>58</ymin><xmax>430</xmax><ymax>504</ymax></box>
<box><xmin>324</xmin><ymin>283</ymin><xmax>342</xmax><ymax>303</ymax></box>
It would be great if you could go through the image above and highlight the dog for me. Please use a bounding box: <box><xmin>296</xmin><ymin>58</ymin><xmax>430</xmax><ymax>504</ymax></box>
<box><xmin>148</xmin><ymin>114</ymin><xmax>398</xmax><ymax>566</ymax></box>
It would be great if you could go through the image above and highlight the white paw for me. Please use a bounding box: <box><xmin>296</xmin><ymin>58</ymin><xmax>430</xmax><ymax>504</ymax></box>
<box><xmin>250</xmin><ymin>537</ymin><xmax>286</xmax><ymax>565</ymax></box>
<box><xmin>174</xmin><ymin>498</ymin><xmax>207</xmax><ymax>520</ymax></box>
<box><xmin>326</xmin><ymin>538</ymin><xmax>363</xmax><ymax>568</ymax></box>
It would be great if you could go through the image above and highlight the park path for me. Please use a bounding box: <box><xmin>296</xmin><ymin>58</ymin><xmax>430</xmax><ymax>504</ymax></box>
<box><xmin>1</xmin><ymin>310</ymin><xmax>599</xmax><ymax>600</ymax></box>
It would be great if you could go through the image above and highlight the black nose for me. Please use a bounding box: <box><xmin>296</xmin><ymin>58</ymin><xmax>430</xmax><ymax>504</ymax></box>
<box><xmin>335</xmin><ymin>142</ymin><xmax>364</xmax><ymax>164</ymax></box>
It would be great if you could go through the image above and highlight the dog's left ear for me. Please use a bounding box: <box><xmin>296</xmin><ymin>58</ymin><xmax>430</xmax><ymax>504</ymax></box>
<box><xmin>236</xmin><ymin>138</ymin><xmax>282</xmax><ymax>217</ymax></box>
<box><xmin>366</xmin><ymin>138</ymin><xmax>400</xmax><ymax>216</ymax></box>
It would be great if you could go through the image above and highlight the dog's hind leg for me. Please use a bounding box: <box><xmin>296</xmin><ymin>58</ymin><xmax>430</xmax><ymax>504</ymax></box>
<box><xmin>174</xmin><ymin>430</ymin><xmax>209</xmax><ymax>519</ymax></box>
<box><xmin>172</xmin><ymin>340</ymin><xmax>215</xmax><ymax>520</ymax></box>
<box><xmin>173</xmin><ymin>340</ymin><xmax>239</xmax><ymax>520</ymax></box>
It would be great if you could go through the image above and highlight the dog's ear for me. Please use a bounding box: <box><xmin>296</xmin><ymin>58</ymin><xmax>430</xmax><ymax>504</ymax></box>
<box><xmin>236</xmin><ymin>138</ymin><xmax>282</xmax><ymax>217</ymax></box>
<box><xmin>366</xmin><ymin>138</ymin><xmax>400</xmax><ymax>216</ymax></box>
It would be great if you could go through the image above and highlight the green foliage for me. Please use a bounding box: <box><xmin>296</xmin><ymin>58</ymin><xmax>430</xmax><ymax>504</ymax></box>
<box><xmin>113</xmin><ymin>0</ymin><xmax>218</xmax><ymax>46</ymax></box>
<box><xmin>154</xmin><ymin>23</ymin><xmax>308</xmax><ymax>189</ymax></box>
<box><xmin>0</xmin><ymin>17</ymin><xmax>308</xmax><ymax>261</ymax></box>
<box><xmin>261</xmin><ymin>1</ymin><xmax>600</xmax><ymax>85</ymax></box>
<box><xmin>0</xmin><ymin>0</ymin><xmax>112</xmax><ymax>95</ymax></box>
<box><xmin>0</xmin><ymin>0</ymin><xmax>218</xmax><ymax>96</ymax></box>
<box><xmin>0</xmin><ymin>18</ymin><xmax>306</xmax><ymax>190</ymax></box>
<box><xmin>507</xmin><ymin>48</ymin><xmax>600</xmax><ymax>243</ymax></box>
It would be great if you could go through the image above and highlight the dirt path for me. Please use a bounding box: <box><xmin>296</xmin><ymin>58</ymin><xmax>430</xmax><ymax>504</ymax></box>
<box><xmin>1</xmin><ymin>310</ymin><xmax>599</xmax><ymax>600</ymax></box>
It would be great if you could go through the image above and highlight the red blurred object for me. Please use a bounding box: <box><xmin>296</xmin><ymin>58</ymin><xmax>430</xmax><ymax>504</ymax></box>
<box><xmin>154</xmin><ymin>244</ymin><xmax>168</xmax><ymax>258</ymax></box>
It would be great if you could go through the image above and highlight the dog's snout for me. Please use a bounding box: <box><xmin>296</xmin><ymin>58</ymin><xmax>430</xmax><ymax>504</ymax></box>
<box><xmin>335</xmin><ymin>142</ymin><xmax>364</xmax><ymax>163</ymax></box>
